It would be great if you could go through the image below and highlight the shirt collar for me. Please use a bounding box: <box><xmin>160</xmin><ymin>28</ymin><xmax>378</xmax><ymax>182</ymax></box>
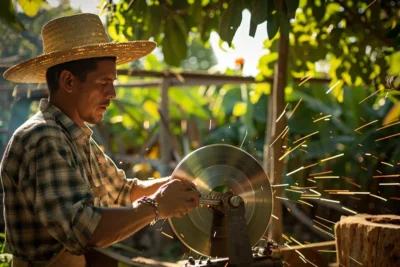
<box><xmin>39</xmin><ymin>98</ymin><xmax>93</xmax><ymax>141</ymax></box>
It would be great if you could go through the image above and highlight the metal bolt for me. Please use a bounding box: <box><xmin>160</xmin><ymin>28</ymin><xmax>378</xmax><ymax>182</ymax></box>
<box><xmin>229</xmin><ymin>195</ymin><xmax>243</xmax><ymax>207</ymax></box>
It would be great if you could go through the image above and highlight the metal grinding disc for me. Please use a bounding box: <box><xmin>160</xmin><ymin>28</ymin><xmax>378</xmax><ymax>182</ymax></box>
<box><xmin>169</xmin><ymin>144</ymin><xmax>273</xmax><ymax>257</ymax></box>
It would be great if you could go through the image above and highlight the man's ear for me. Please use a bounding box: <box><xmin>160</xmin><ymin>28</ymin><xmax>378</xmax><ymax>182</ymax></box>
<box><xmin>59</xmin><ymin>70</ymin><xmax>75</xmax><ymax>93</ymax></box>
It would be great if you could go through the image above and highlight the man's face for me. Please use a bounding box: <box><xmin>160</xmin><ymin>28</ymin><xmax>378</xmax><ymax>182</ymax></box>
<box><xmin>73</xmin><ymin>60</ymin><xmax>117</xmax><ymax>125</ymax></box>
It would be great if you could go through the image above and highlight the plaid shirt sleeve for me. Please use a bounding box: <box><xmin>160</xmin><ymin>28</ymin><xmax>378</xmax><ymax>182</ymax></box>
<box><xmin>91</xmin><ymin>140</ymin><xmax>137</xmax><ymax>207</ymax></box>
<box><xmin>31</xmin><ymin>137</ymin><xmax>102</xmax><ymax>253</ymax></box>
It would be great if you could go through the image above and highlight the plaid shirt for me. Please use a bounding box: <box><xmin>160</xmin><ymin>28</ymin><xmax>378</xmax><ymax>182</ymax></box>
<box><xmin>0</xmin><ymin>99</ymin><xmax>136</xmax><ymax>261</ymax></box>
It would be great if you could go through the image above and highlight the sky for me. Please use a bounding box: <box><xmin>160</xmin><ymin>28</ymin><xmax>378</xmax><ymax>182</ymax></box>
<box><xmin>47</xmin><ymin>0</ymin><xmax>268</xmax><ymax>76</ymax></box>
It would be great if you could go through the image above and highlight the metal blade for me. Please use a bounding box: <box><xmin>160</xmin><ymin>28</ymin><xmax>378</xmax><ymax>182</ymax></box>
<box><xmin>169</xmin><ymin>144</ymin><xmax>273</xmax><ymax>257</ymax></box>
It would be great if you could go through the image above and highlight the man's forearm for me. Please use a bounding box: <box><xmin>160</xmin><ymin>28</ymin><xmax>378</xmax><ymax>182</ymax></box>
<box><xmin>130</xmin><ymin>177</ymin><xmax>170</xmax><ymax>202</ymax></box>
<box><xmin>89</xmin><ymin>202</ymin><xmax>156</xmax><ymax>248</ymax></box>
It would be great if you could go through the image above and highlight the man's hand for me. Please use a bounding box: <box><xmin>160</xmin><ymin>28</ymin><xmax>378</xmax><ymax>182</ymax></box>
<box><xmin>151</xmin><ymin>179</ymin><xmax>200</xmax><ymax>218</ymax></box>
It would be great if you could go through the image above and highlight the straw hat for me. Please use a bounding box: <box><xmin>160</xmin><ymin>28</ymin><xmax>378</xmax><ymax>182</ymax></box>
<box><xmin>3</xmin><ymin>13</ymin><xmax>156</xmax><ymax>83</ymax></box>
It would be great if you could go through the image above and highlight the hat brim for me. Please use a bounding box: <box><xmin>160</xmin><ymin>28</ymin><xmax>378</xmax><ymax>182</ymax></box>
<box><xmin>3</xmin><ymin>40</ymin><xmax>156</xmax><ymax>83</ymax></box>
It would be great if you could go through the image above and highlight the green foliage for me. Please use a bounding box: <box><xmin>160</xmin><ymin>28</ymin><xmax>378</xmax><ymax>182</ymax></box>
<box><xmin>107</xmin><ymin>0</ymin><xmax>298</xmax><ymax>66</ymax></box>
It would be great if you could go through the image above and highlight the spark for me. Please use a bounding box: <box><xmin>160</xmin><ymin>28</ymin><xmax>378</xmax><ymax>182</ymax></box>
<box><xmin>301</xmin><ymin>196</ymin><xmax>320</xmax><ymax>199</ymax></box>
<box><xmin>293</xmin><ymin>131</ymin><xmax>319</xmax><ymax>144</ymax></box>
<box><xmin>343</xmin><ymin>179</ymin><xmax>362</xmax><ymax>188</ymax></box>
<box><xmin>276</xmin><ymin>196</ymin><xmax>289</xmax><ymax>200</ymax></box>
<box><xmin>270</xmin><ymin>126</ymin><xmax>289</xmax><ymax>147</ymax></box>
<box><xmin>329</xmin><ymin>192</ymin><xmax>355</xmax><ymax>195</ymax></box>
<box><xmin>353</xmin><ymin>192</ymin><xmax>370</xmax><ymax>194</ymax></box>
<box><xmin>298</xmin><ymin>200</ymin><xmax>313</xmax><ymax>207</ymax></box>
<box><xmin>309</xmin><ymin>189</ymin><xmax>321</xmax><ymax>195</ymax></box>
<box><xmin>307</xmin><ymin>178</ymin><xmax>316</xmax><ymax>183</ymax></box>
<box><xmin>313</xmin><ymin>220</ymin><xmax>332</xmax><ymax>231</ymax></box>
<box><xmin>282</xmin><ymin>234</ymin><xmax>291</xmax><ymax>243</ymax></box>
<box><xmin>359</xmin><ymin>89</ymin><xmax>380</xmax><ymax>104</ymax></box>
<box><xmin>240</xmin><ymin>130</ymin><xmax>248</xmax><ymax>149</ymax></box>
<box><xmin>276</xmin><ymin>103</ymin><xmax>289</xmax><ymax>123</ymax></box>
<box><xmin>370</xmin><ymin>193</ymin><xmax>387</xmax><ymax>201</ymax></box>
<box><xmin>161</xmin><ymin>232</ymin><xmax>174</xmax><ymax>239</ymax></box>
<box><xmin>296</xmin><ymin>250</ymin><xmax>306</xmax><ymax>258</ymax></box>
<box><xmin>376</xmin><ymin>132</ymin><xmax>400</xmax><ymax>142</ymax></box>
<box><xmin>298</xmin><ymin>75</ymin><xmax>313</xmax><ymax>86</ymax></box>
<box><xmin>321</xmin><ymin>198</ymin><xmax>340</xmax><ymax>203</ymax></box>
<box><xmin>361</xmin><ymin>167</ymin><xmax>368</xmax><ymax>171</ymax></box>
<box><xmin>314</xmin><ymin>176</ymin><xmax>340</xmax><ymax>179</ymax></box>
<box><xmin>286</xmin><ymin>166</ymin><xmax>304</xmax><ymax>176</ymax></box>
<box><xmin>351</xmin><ymin>196</ymin><xmax>361</xmax><ymax>200</ymax></box>
<box><xmin>304</xmin><ymin>163</ymin><xmax>319</xmax><ymax>169</ymax></box>
<box><xmin>318</xmin><ymin>250</ymin><xmax>337</xmax><ymax>253</ymax></box>
<box><xmin>375</xmin><ymin>121</ymin><xmax>400</xmax><ymax>131</ymax></box>
<box><xmin>381</xmin><ymin>161</ymin><xmax>394</xmax><ymax>167</ymax></box>
<box><xmin>301</xmin><ymin>194</ymin><xmax>321</xmax><ymax>197</ymax></box>
<box><xmin>349</xmin><ymin>256</ymin><xmax>363</xmax><ymax>265</ymax></box>
<box><xmin>271</xmin><ymin>214</ymin><xmax>279</xmax><ymax>220</ymax></box>
<box><xmin>354</xmin><ymin>120</ymin><xmax>378</xmax><ymax>132</ymax></box>
<box><xmin>390</xmin><ymin>197</ymin><xmax>400</xmax><ymax>201</ymax></box>
<box><xmin>326</xmin><ymin>81</ymin><xmax>341</xmax><ymax>94</ymax></box>
<box><xmin>373</xmin><ymin>174</ymin><xmax>400</xmax><ymax>178</ymax></box>
<box><xmin>180</xmin><ymin>234</ymin><xmax>185</xmax><ymax>238</ymax></box>
<box><xmin>281</xmin><ymin>127</ymin><xmax>290</xmax><ymax>138</ymax></box>
<box><xmin>310</xmin><ymin>170</ymin><xmax>332</xmax><ymax>176</ymax></box>
<box><xmin>313</xmin><ymin>115</ymin><xmax>331</xmax><ymax>123</ymax></box>
<box><xmin>304</xmin><ymin>258</ymin><xmax>318</xmax><ymax>267</ymax></box>
<box><xmin>366</xmin><ymin>0</ymin><xmax>377</xmax><ymax>9</ymax></box>
<box><xmin>313</xmin><ymin>225</ymin><xmax>335</xmax><ymax>239</ymax></box>
<box><xmin>325</xmin><ymin>189</ymin><xmax>349</xmax><ymax>192</ymax></box>
<box><xmin>315</xmin><ymin>216</ymin><xmax>336</xmax><ymax>225</ymax></box>
<box><xmin>290</xmin><ymin>237</ymin><xmax>304</xmax><ymax>247</ymax></box>
<box><xmin>360</xmin><ymin>117</ymin><xmax>366</xmax><ymax>122</ymax></box>
<box><xmin>272</xmin><ymin>183</ymin><xmax>289</xmax><ymax>187</ymax></box>
<box><xmin>209</xmin><ymin>119</ymin><xmax>212</xmax><ymax>130</ymax></box>
<box><xmin>284</xmin><ymin>243</ymin><xmax>293</xmax><ymax>249</ymax></box>
<box><xmin>213</xmin><ymin>231</ymin><xmax>217</xmax><ymax>237</ymax></box>
<box><xmin>320</xmin><ymin>153</ymin><xmax>344</xmax><ymax>162</ymax></box>
<box><xmin>182</xmin><ymin>253</ymin><xmax>186</xmax><ymax>259</ymax></box>
<box><xmin>342</xmin><ymin>206</ymin><xmax>357</xmax><ymax>215</ymax></box>
<box><xmin>383</xmin><ymin>118</ymin><xmax>399</xmax><ymax>125</ymax></box>
<box><xmin>285</xmin><ymin>189</ymin><xmax>304</xmax><ymax>194</ymax></box>
<box><xmin>291</xmin><ymin>186</ymin><xmax>317</xmax><ymax>189</ymax></box>
<box><xmin>379</xmin><ymin>183</ymin><xmax>400</xmax><ymax>186</ymax></box>
<box><xmin>299</xmin><ymin>256</ymin><xmax>307</xmax><ymax>264</ymax></box>
<box><xmin>224</xmin><ymin>262</ymin><xmax>228</xmax><ymax>267</ymax></box>
<box><xmin>279</xmin><ymin>140</ymin><xmax>307</xmax><ymax>161</ymax></box>
<box><xmin>288</xmin><ymin>98</ymin><xmax>302</xmax><ymax>119</ymax></box>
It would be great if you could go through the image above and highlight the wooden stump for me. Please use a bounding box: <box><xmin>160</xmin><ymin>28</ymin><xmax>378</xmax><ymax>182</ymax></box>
<box><xmin>335</xmin><ymin>214</ymin><xmax>400</xmax><ymax>267</ymax></box>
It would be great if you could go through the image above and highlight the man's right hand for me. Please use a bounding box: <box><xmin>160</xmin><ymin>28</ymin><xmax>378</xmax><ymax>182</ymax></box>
<box><xmin>150</xmin><ymin>179</ymin><xmax>200</xmax><ymax>218</ymax></box>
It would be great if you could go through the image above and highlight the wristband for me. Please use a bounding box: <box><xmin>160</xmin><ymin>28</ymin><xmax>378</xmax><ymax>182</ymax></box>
<box><xmin>138</xmin><ymin>196</ymin><xmax>159</xmax><ymax>225</ymax></box>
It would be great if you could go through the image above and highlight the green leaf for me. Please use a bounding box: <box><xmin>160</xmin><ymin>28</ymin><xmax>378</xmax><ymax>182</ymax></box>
<box><xmin>251</xmin><ymin>0</ymin><xmax>268</xmax><ymax>25</ymax></box>
<box><xmin>267</xmin><ymin>12</ymin><xmax>279</xmax><ymax>39</ymax></box>
<box><xmin>0</xmin><ymin>0</ymin><xmax>25</xmax><ymax>32</ymax></box>
<box><xmin>18</xmin><ymin>0</ymin><xmax>42</xmax><ymax>17</ymax></box>
<box><xmin>218</xmin><ymin>0</ymin><xmax>243</xmax><ymax>46</ymax></box>
<box><xmin>249</xmin><ymin>19</ymin><xmax>257</xmax><ymax>37</ymax></box>
<box><xmin>162</xmin><ymin>15</ymin><xmax>188</xmax><ymax>66</ymax></box>
<box><xmin>285</xmin><ymin>0</ymin><xmax>299</xmax><ymax>19</ymax></box>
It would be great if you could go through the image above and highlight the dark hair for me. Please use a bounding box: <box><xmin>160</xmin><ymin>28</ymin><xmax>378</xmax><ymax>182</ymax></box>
<box><xmin>45</xmin><ymin>56</ymin><xmax>116</xmax><ymax>94</ymax></box>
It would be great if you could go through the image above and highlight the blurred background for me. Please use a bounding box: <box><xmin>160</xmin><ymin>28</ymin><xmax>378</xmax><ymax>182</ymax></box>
<box><xmin>0</xmin><ymin>0</ymin><xmax>400</xmax><ymax>265</ymax></box>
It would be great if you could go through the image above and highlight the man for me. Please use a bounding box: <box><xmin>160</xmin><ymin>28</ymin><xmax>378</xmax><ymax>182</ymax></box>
<box><xmin>1</xmin><ymin>13</ymin><xmax>199</xmax><ymax>266</ymax></box>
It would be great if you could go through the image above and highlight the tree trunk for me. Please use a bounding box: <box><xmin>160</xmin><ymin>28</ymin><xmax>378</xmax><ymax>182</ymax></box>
<box><xmin>335</xmin><ymin>214</ymin><xmax>400</xmax><ymax>267</ymax></box>
<box><xmin>263</xmin><ymin>1</ymin><xmax>289</xmax><ymax>243</ymax></box>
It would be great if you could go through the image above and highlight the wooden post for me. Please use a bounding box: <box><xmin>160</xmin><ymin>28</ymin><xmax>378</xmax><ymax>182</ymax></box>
<box><xmin>335</xmin><ymin>214</ymin><xmax>400</xmax><ymax>266</ymax></box>
<box><xmin>159</xmin><ymin>78</ymin><xmax>172</xmax><ymax>176</ymax></box>
<box><xmin>263</xmin><ymin>0</ymin><xmax>289</xmax><ymax>244</ymax></box>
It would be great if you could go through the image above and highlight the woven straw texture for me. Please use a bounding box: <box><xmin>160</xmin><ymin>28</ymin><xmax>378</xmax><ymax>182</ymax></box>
<box><xmin>3</xmin><ymin>13</ymin><xmax>156</xmax><ymax>83</ymax></box>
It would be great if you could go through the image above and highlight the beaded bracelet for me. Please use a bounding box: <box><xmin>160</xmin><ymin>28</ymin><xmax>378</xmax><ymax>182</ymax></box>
<box><xmin>138</xmin><ymin>196</ymin><xmax>159</xmax><ymax>225</ymax></box>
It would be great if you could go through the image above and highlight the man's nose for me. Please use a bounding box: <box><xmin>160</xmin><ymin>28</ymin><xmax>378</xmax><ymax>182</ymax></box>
<box><xmin>106</xmin><ymin>84</ymin><xmax>116</xmax><ymax>99</ymax></box>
